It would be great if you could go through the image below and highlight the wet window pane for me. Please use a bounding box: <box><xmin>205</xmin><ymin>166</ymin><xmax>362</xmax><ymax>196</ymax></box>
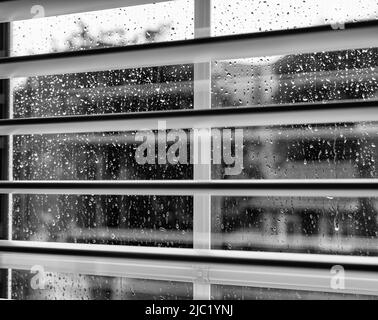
<box><xmin>12</xmin><ymin>194</ymin><xmax>193</xmax><ymax>247</ymax></box>
<box><xmin>13</xmin><ymin>131</ymin><xmax>193</xmax><ymax>180</ymax></box>
<box><xmin>11</xmin><ymin>269</ymin><xmax>193</xmax><ymax>300</ymax></box>
<box><xmin>3</xmin><ymin>0</ymin><xmax>378</xmax><ymax>302</ymax></box>
<box><xmin>13</xmin><ymin>65</ymin><xmax>193</xmax><ymax>118</ymax></box>
<box><xmin>211</xmin><ymin>123</ymin><xmax>378</xmax><ymax>180</ymax></box>
<box><xmin>212</xmin><ymin>196</ymin><xmax>378</xmax><ymax>256</ymax></box>
<box><xmin>11</xmin><ymin>0</ymin><xmax>194</xmax><ymax>56</ymax></box>
<box><xmin>0</xmin><ymin>269</ymin><xmax>6</xmax><ymax>299</ymax></box>
<box><xmin>13</xmin><ymin>123</ymin><xmax>378</xmax><ymax>182</ymax></box>
<box><xmin>211</xmin><ymin>284</ymin><xmax>378</xmax><ymax>300</ymax></box>
<box><xmin>12</xmin><ymin>0</ymin><xmax>378</xmax><ymax>58</ymax></box>
<box><xmin>211</xmin><ymin>0</ymin><xmax>378</xmax><ymax>37</ymax></box>
<box><xmin>6</xmin><ymin>0</ymin><xmax>378</xmax><ymax>262</ymax></box>
<box><xmin>212</xmin><ymin>49</ymin><xmax>378</xmax><ymax>107</ymax></box>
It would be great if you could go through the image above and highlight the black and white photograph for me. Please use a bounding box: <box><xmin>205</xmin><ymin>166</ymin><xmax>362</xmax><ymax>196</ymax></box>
<box><xmin>0</xmin><ymin>0</ymin><xmax>377</xmax><ymax>308</ymax></box>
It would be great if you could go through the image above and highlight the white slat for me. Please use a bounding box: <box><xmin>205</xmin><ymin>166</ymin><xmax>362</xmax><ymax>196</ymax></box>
<box><xmin>0</xmin><ymin>0</ymin><xmax>172</xmax><ymax>23</ymax></box>
<box><xmin>1</xmin><ymin>24</ymin><xmax>378</xmax><ymax>78</ymax></box>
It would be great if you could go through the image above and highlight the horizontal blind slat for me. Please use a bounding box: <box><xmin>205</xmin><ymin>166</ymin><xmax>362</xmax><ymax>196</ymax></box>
<box><xmin>1</xmin><ymin>240</ymin><xmax>378</xmax><ymax>271</ymax></box>
<box><xmin>0</xmin><ymin>180</ymin><xmax>377</xmax><ymax>196</ymax></box>
<box><xmin>0</xmin><ymin>0</ymin><xmax>172</xmax><ymax>23</ymax></box>
<box><xmin>1</xmin><ymin>22</ymin><xmax>378</xmax><ymax>78</ymax></box>
<box><xmin>1</xmin><ymin>251</ymin><xmax>378</xmax><ymax>295</ymax></box>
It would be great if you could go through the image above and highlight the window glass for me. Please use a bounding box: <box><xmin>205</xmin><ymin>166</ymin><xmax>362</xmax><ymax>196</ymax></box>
<box><xmin>11</xmin><ymin>0</ymin><xmax>194</xmax><ymax>56</ymax></box>
<box><xmin>12</xmin><ymin>0</ymin><xmax>378</xmax><ymax>57</ymax></box>
<box><xmin>212</xmin><ymin>123</ymin><xmax>378</xmax><ymax>180</ymax></box>
<box><xmin>13</xmin><ymin>131</ymin><xmax>193</xmax><ymax>181</ymax></box>
<box><xmin>14</xmin><ymin>122</ymin><xmax>378</xmax><ymax>182</ymax></box>
<box><xmin>10</xmin><ymin>270</ymin><xmax>193</xmax><ymax>300</ymax></box>
<box><xmin>4</xmin><ymin>0</ymin><xmax>378</xmax><ymax>302</ymax></box>
<box><xmin>212</xmin><ymin>49</ymin><xmax>378</xmax><ymax>108</ymax></box>
<box><xmin>12</xmin><ymin>48</ymin><xmax>378</xmax><ymax>121</ymax></box>
<box><xmin>12</xmin><ymin>194</ymin><xmax>193</xmax><ymax>247</ymax></box>
<box><xmin>211</xmin><ymin>0</ymin><xmax>378</xmax><ymax>37</ymax></box>
<box><xmin>7</xmin><ymin>0</ymin><xmax>378</xmax><ymax>258</ymax></box>
<box><xmin>212</xmin><ymin>196</ymin><xmax>378</xmax><ymax>256</ymax></box>
<box><xmin>0</xmin><ymin>269</ymin><xmax>6</xmax><ymax>299</ymax></box>
<box><xmin>13</xmin><ymin>65</ymin><xmax>193</xmax><ymax>118</ymax></box>
<box><xmin>211</xmin><ymin>284</ymin><xmax>378</xmax><ymax>300</ymax></box>
<box><xmin>12</xmin><ymin>194</ymin><xmax>192</xmax><ymax>247</ymax></box>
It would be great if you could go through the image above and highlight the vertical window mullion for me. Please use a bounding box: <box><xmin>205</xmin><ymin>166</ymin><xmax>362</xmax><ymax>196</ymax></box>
<box><xmin>193</xmin><ymin>0</ymin><xmax>212</xmax><ymax>300</ymax></box>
